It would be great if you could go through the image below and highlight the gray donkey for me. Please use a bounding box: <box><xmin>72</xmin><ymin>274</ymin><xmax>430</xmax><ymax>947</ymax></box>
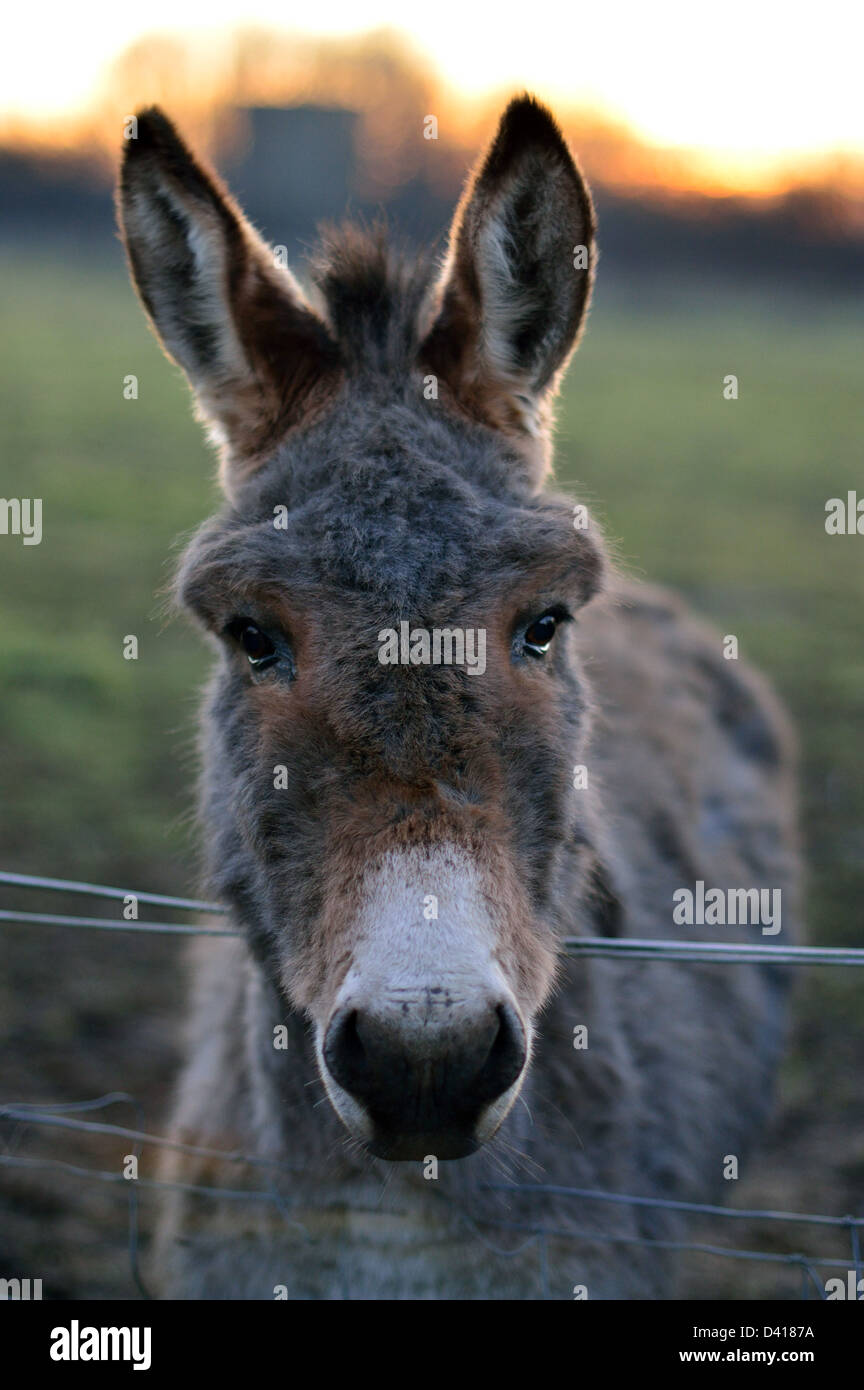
<box><xmin>118</xmin><ymin>95</ymin><xmax>801</xmax><ymax>1300</ymax></box>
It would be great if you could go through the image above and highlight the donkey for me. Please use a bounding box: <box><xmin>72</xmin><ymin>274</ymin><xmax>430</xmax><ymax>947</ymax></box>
<box><xmin>118</xmin><ymin>96</ymin><xmax>801</xmax><ymax>1300</ymax></box>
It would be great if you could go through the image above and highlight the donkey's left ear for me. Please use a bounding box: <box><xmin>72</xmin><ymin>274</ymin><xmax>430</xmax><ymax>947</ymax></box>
<box><xmin>118</xmin><ymin>107</ymin><xmax>343</xmax><ymax>494</ymax></box>
<box><xmin>420</xmin><ymin>96</ymin><xmax>595</xmax><ymax>468</ymax></box>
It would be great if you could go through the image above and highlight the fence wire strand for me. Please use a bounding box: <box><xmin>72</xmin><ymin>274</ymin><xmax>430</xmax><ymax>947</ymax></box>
<box><xmin>2</xmin><ymin>870</ymin><xmax>863</xmax><ymax>1300</ymax></box>
<box><xmin>3</xmin><ymin>871</ymin><xmax>863</xmax><ymax>964</ymax></box>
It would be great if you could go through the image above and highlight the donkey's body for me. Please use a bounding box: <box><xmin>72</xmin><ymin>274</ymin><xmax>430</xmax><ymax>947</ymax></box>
<box><xmin>119</xmin><ymin>98</ymin><xmax>800</xmax><ymax>1300</ymax></box>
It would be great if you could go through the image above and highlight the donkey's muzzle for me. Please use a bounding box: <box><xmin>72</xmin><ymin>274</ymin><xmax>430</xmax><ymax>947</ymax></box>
<box><xmin>322</xmin><ymin>996</ymin><xmax>527</xmax><ymax>1160</ymax></box>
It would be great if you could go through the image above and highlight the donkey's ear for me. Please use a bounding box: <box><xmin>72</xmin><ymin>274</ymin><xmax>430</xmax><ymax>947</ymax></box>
<box><xmin>420</xmin><ymin>96</ymin><xmax>595</xmax><ymax>470</ymax></box>
<box><xmin>118</xmin><ymin>107</ymin><xmax>342</xmax><ymax>493</ymax></box>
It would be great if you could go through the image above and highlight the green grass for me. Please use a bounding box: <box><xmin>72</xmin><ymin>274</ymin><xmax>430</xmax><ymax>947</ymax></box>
<box><xmin>0</xmin><ymin>244</ymin><xmax>218</xmax><ymax>885</ymax></box>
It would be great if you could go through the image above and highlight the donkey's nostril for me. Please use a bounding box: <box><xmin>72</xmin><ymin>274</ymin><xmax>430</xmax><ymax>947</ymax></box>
<box><xmin>475</xmin><ymin>1001</ymin><xmax>528</xmax><ymax>1102</ymax></box>
<box><xmin>323</xmin><ymin>1007</ymin><xmax>371</xmax><ymax>1097</ymax></box>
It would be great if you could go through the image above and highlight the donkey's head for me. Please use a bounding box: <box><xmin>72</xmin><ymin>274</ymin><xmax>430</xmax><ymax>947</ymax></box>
<box><xmin>119</xmin><ymin>97</ymin><xmax>604</xmax><ymax>1161</ymax></box>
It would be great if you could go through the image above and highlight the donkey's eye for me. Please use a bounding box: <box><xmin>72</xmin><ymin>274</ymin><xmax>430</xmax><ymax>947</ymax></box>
<box><xmin>523</xmin><ymin>613</ymin><xmax>559</xmax><ymax>657</ymax></box>
<box><xmin>232</xmin><ymin>620</ymin><xmax>277</xmax><ymax>668</ymax></box>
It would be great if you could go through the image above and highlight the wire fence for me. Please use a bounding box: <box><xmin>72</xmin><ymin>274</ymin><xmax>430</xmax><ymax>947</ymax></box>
<box><xmin>2</xmin><ymin>869</ymin><xmax>863</xmax><ymax>1301</ymax></box>
<box><xmin>4</xmin><ymin>871</ymin><xmax>864</xmax><ymax>965</ymax></box>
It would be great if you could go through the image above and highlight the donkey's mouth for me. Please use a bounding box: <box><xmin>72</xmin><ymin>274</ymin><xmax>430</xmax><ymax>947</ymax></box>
<box><xmin>320</xmin><ymin>1069</ymin><xmax>525</xmax><ymax>1163</ymax></box>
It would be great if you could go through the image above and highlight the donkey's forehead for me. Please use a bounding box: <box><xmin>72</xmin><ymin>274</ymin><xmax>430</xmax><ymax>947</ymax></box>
<box><xmin>180</xmin><ymin>468</ymin><xmax>592</xmax><ymax>617</ymax></box>
<box><xmin>245</xmin><ymin>389</ymin><xmax>534</xmax><ymax>509</ymax></box>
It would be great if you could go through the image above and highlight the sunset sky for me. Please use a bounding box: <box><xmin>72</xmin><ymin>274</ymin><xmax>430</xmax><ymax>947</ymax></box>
<box><xmin>3</xmin><ymin>1</ymin><xmax>862</xmax><ymax>187</ymax></box>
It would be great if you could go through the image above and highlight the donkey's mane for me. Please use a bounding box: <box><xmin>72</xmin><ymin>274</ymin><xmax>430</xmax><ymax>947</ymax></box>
<box><xmin>307</xmin><ymin>222</ymin><xmax>439</xmax><ymax>372</ymax></box>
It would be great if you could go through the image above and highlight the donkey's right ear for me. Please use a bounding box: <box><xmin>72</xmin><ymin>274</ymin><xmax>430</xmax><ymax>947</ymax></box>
<box><xmin>118</xmin><ymin>108</ymin><xmax>342</xmax><ymax>493</ymax></box>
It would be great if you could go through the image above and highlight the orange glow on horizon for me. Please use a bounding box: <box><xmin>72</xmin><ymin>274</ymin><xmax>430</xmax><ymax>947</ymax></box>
<box><xmin>1</xmin><ymin>20</ymin><xmax>862</xmax><ymax>212</ymax></box>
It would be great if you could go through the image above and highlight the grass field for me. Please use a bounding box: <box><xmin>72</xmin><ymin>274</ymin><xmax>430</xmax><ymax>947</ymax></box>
<box><xmin>0</xmin><ymin>242</ymin><xmax>862</xmax><ymax>1298</ymax></box>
